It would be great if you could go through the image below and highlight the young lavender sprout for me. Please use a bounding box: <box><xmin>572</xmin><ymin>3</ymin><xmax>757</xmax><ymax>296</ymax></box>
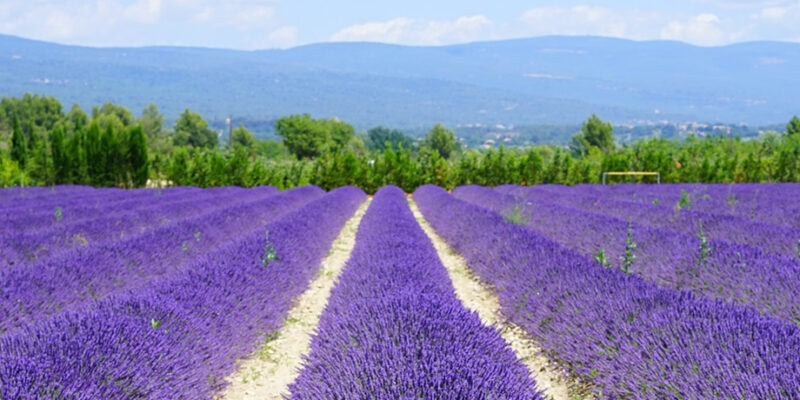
<box><xmin>261</xmin><ymin>230</ymin><xmax>278</xmax><ymax>267</ymax></box>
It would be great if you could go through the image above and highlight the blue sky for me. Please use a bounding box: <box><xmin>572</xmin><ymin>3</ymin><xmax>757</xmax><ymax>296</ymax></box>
<box><xmin>1</xmin><ymin>0</ymin><xmax>798</xmax><ymax>49</ymax></box>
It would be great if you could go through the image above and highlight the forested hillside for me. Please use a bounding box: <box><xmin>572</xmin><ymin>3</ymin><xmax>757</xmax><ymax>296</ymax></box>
<box><xmin>2</xmin><ymin>34</ymin><xmax>798</xmax><ymax>131</ymax></box>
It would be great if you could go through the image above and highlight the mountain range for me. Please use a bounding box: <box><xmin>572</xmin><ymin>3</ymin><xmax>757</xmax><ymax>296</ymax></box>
<box><xmin>1</xmin><ymin>34</ymin><xmax>798</xmax><ymax>132</ymax></box>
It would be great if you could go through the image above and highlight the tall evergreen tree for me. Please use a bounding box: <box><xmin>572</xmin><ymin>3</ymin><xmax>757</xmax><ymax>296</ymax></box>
<box><xmin>84</xmin><ymin>122</ymin><xmax>103</xmax><ymax>185</ymax></box>
<box><xmin>51</xmin><ymin>126</ymin><xmax>69</xmax><ymax>183</ymax></box>
<box><xmin>100</xmin><ymin>125</ymin><xmax>121</xmax><ymax>187</ymax></box>
<box><xmin>10</xmin><ymin>114</ymin><xmax>27</xmax><ymax>168</ymax></box>
<box><xmin>126</xmin><ymin>125</ymin><xmax>149</xmax><ymax>187</ymax></box>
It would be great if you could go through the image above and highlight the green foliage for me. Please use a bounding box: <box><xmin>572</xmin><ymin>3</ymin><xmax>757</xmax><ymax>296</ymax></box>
<box><xmin>796</xmin><ymin>238</ymin><xmax>800</xmax><ymax>263</ymax></box>
<box><xmin>595</xmin><ymin>249</ymin><xmax>612</xmax><ymax>268</ymax></box>
<box><xmin>10</xmin><ymin>115</ymin><xmax>27</xmax><ymax>168</ymax></box>
<box><xmin>92</xmin><ymin>103</ymin><xmax>134</xmax><ymax>128</ymax></box>
<box><xmin>787</xmin><ymin>116</ymin><xmax>800</xmax><ymax>136</ymax></box>
<box><xmin>365</xmin><ymin>126</ymin><xmax>415</xmax><ymax>151</ymax></box>
<box><xmin>620</xmin><ymin>220</ymin><xmax>636</xmax><ymax>274</ymax></box>
<box><xmin>4</xmin><ymin>97</ymin><xmax>800</xmax><ymax>193</ymax></box>
<box><xmin>126</xmin><ymin>125</ymin><xmax>149</xmax><ymax>187</ymax></box>
<box><xmin>0</xmin><ymin>94</ymin><xmax>62</xmax><ymax>132</ymax></box>
<box><xmin>150</xmin><ymin>318</ymin><xmax>161</xmax><ymax>330</ymax></box>
<box><xmin>173</xmin><ymin>109</ymin><xmax>218</xmax><ymax>149</ymax></box>
<box><xmin>67</xmin><ymin>104</ymin><xmax>88</xmax><ymax>133</ymax></box>
<box><xmin>231</xmin><ymin>126</ymin><xmax>257</xmax><ymax>150</ymax></box>
<box><xmin>652</xmin><ymin>198</ymin><xmax>659</xmax><ymax>205</ymax></box>
<box><xmin>54</xmin><ymin>206</ymin><xmax>62</xmax><ymax>223</ymax></box>
<box><xmin>677</xmin><ymin>189</ymin><xmax>691</xmax><ymax>210</ymax></box>
<box><xmin>51</xmin><ymin>126</ymin><xmax>69</xmax><ymax>183</ymax></box>
<box><xmin>697</xmin><ymin>222</ymin><xmax>712</xmax><ymax>265</ymax></box>
<box><xmin>261</xmin><ymin>231</ymin><xmax>277</xmax><ymax>267</ymax></box>
<box><xmin>140</xmin><ymin>103</ymin><xmax>165</xmax><ymax>140</ymax></box>
<box><xmin>425</xmin><ymin>123</ymin><xmax>457</xmax><ymax>159</ymax></box>
<box><xmin>575</xmin><ymin>113</ymin><xmax>614</xmax><ymax>154</ymax></box>
<box><xmin>0</xmin><ymin>157</ymin><xmax>26</xmax><ymax>187</ymax></box>
<box><xmin>503</xmin><ymin>204</ymin><xmax>529</xmax><ymax>226</ymax></box>
<box><xmin>274</xmin><ymin>114</ymin><xmax>354</xmax><ymax>159</ymax></box>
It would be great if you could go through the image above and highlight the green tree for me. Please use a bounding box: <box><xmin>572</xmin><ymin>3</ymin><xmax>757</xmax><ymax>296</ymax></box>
<box><xmin>126</xmin><ymin>125</ymin><xmax>149</xmax><ymax>187</ymax></box>
<box><xmin>66</xmin><ymin>128</ymin><xmax>88</xmax><ymax>184</ymax></box>
<box><xmin>26</xmin><ymin>125</ymin><xmax>52</xmax><ymax>184</ymax></box>
<box><xmin>231</xmin><ymin>126</ymin><xmax>257</xmax><ymax>150</ymax></box>
<box><xmin>92</xmin><ymin>103</ymin><xmax>134</xmax><ymax>127</ymax></box>
<box><xmin>0</xmin><ymin>94</ymin><xmax>62</xmax><ymax>132</ymax></box>
<box><xmin>275</xmin><ymin>114</ymin><xmax>330</xmax><ymax>159</ymax></box>
<box><xmin>51</xmin><ymin>126</ymin><xmax>69</xmax><ymax>183</ymax></box>
<box><xmin>84</xmin><ymin>122</ymin><xmax>103</xmax><ymax>185</ymax></box>
<box><xmin>425</xmin><ymin>123</ymin><xmax>457</xmax><ymax>159</ymax></box>
<box><xmin>140</xmin><ymin>103</ymin><xmax>165</xmax><ymax>139</ymax></box>
<box><xmin>10</xmin><ymin>115</ymin><xmax>27</xmax><ymax>168</ymax></box>
<box><xmin>328</xmin><ymin>118</ymin><xmax>355</xmax><ymax>151</ymax></box>
<box><xmin>173</xmin><ymin>109</ymin><xmax>218</xmax><ymax>149</ymax></box>
<box><xmin>578</xmin><ymin>113</ymin><xmax>615</xmax><ymax>154</ymax></box>
<box><xmin>100</xmin><ymin>125</ymin><xmax>122</xmax><ymax>186</ymax></box>
<box><xmin>787</xmin><ymin>116</ymin><xmax>800</xmax><ymax>136</ymax></box>
<box><xmin>67</xmin><ymin>104</ymin><xmax>89</xmax><ymax>133</ymax></box>
<box><xmin>167</xmin><ymin>148</ymin><xmax>191</xmax><ymax>186</ymax></box>
<box><xmin>366</xmin><ymin>126</ymin><xmax>415</xmax><ymax>151</ymax></box>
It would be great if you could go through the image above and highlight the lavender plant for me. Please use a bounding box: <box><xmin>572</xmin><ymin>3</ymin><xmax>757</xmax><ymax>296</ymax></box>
<box><xmin>415</xmin><ymin>185</ymin><xmax>800</xmax><ymax>399</ymax></box>
<box><xmin>290</xmin><ymin>186</ymin><xmax>542</xmax><ymax>399</ymax></box>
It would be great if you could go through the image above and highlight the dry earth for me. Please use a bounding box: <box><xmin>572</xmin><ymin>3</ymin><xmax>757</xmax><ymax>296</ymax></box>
<box><xmin>409</xmin><ymin>199</ymin><xmax>576</xmax><ymax>400</ymax></box>
<box><xmin>220</xmin><ymin>199</ymin><xmax>370</xmax><ymax>400</ymax></box>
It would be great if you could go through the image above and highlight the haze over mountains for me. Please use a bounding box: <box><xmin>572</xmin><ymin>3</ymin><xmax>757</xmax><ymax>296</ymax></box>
<box><xmin>1</xmin><ymin>33</ymin><xmax>798</xmax><ymax>130</ymax></box>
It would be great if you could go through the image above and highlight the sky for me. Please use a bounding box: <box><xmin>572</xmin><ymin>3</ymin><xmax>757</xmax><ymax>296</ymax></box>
<box><xmin>0</xmin><ymin>0</ymin><xmax>799</xmax><ymax>49</ymax></box>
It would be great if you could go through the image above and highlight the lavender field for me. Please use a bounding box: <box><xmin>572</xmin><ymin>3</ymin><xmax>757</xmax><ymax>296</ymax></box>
<box><xmin>1</xmin><ymin>184</ymin><xmax>799</xmax><ymax>399</ymax></box>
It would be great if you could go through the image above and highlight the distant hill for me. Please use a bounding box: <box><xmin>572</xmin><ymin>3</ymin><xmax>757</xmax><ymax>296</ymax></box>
<box><xmin>1</xmin><ymin>34</ymin><xmax>798</xmax><ymax>132</ymax></box>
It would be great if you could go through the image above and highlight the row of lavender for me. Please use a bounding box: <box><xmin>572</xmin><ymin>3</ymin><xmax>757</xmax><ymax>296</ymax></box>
<box><xmin>0</xmin><ymin>186</ymin><xmax>365</xmax><ymax>398</ymax></box>
<box><xmin>0</xmin><ymin>186</ymin><xmax>277</xmax><ymax>267</ymax></box>
<box><xmin>415</xmin><ymin>185</ymin><xmax>800</xmax><ymax>398</ymax></box>
<box><xmin>455</xmin><ymin>185</ymin><xmax>800</xmax><ymax>322</ymax></box>
<box><xmin>0</xmin><ymin>186</ymin><xmax>180</xmax><ymax>220</ymax></box>
<box><xmin>290</xmin><ymin>186</ymin><xmax>541</xmax><ymax>399</ymax></box>
<box><xmin>0</xmin><ymin>186</ymin><xmax>221</xmax><ymax>234</ymax></box>
<box><xmin>0</xmin><ymin>186</ymin><xmax>320</xmax><ymax>333</ymax></box>
<box><xmin>568</xmin><ymin>183</ymin><xmax>800</xmax><ymax>228</ymax></box>
<box><xmin>502</xmin><ymin>184</ymin><xmax>800</xmax><ymax>259</ymax></box>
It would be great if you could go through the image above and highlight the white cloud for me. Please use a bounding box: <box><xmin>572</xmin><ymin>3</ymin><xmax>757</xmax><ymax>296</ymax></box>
<box><xmin>660</xmin><ymin>13</ymin><xmax>727</xmax><ymax>46</ymax></box>
<box><xmin>124</xmin><ymin>0</ymin><xmax>163</xmax><ymax>24</ymax></box>
<box><xmin>758</xmin><ymin>6</ymin><xmax>788</xmax><ymax>20</ymax></box>
<box><xmin>0</xmin><ymin>0</ymin><xmax>287</xmax><ymax>49</ymax></box>
<box><xmin>519</xmin><ymin>6</ymin><xmax>659</xmax><ymax>40</ymax></box>
<box><xmin>265</xmin><ymin>26</ymin><xmax>298</xmax><ymax>47</ymax></box>
<box><xmin>331</xmin><ymin>15</ymin><xmax>493</xmax><ymax>45</ymax></box>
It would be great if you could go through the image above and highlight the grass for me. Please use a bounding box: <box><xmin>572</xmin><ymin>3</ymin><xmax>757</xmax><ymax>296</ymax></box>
<box><xmin>503</xmin><ymin>204</ymin><xmax>529</xmax><ymax>226</ymax></box>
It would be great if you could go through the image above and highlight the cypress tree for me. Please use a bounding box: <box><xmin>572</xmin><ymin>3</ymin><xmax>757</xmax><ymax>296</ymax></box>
<box><xmin>100</xmin><ymin>125</ymin><xmax>120</xmax><ymax>187</ymax></box>
<box><xmin>84</xmin><ymin>122</ymin><xmax>103</xmax><ymax>185</ymax></box>
<box><xmin>126</xmin><ymin>125</ymin><xmax>149</xmax><ymax>187</ymax></box>
<box><xmin>51</xmin><ymin>126</ymin><xmax>69</xmax><ymax>183</ymax></box>
<box><xmin>10</xmin><ymin>114</ymin><xmax>27</xmax><ymax>169</ymax></box>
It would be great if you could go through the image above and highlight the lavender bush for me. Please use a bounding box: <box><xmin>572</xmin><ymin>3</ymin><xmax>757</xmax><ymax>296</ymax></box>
<box><xmin>415</xmin><ymin>185</ymin><xmax>800</xmax><ymax>399</ymax></box>
<box><xmin>0</xmin><ymin>186</ymin><xmax>365</xmax><ymax>399</ymax></box>
<box><xmin>290</xmin><ymin>186</ymin><xmax>542</xmax><ymax>399</ymax></box>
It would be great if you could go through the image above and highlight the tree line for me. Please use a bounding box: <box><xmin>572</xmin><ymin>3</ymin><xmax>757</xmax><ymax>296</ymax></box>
<box><xmin>1</xmin><ymin>93</ymin><xmax>799</xmax><ymax>191</ymax></box>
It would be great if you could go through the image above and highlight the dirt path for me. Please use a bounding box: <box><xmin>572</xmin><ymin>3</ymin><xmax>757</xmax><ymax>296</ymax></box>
<box><xmin>220</xmin><ymin>199</ymin><xmax>370</xmax><ymax>400</ymax></box>
<box><xmin>410</xmin><ymin>200</ymin><xmax>576</xmax><ymax>400</ymax></box>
